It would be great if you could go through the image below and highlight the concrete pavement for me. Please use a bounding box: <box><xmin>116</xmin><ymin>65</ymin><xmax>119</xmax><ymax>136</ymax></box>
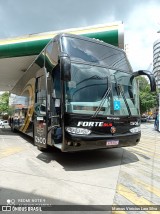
<box><xmin>0</xmin><ymin>123</ymin><xmax>160</xmax><ymax>213</ymax></box>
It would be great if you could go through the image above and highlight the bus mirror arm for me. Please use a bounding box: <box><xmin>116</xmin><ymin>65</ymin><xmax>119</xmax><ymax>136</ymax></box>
<box><xmin>132</xmin><ymin>70</ymin><xmax>156</xmax><ymax>92</ymax></box>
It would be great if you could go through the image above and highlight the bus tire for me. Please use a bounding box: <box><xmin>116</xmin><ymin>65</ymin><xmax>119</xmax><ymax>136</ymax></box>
<box><xmin>37</xmin><ymin>146</ymin><xmax>48</xmax><ymax>152</ymax></box>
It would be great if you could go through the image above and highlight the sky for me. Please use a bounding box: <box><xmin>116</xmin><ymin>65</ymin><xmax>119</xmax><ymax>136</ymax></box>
<box><xmin>0</xmin><ymin>0</ymin><xmax>160</xmax><ymax>71</ymax></box>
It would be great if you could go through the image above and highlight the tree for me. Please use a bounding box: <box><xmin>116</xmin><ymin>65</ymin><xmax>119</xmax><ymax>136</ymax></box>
<box><xmin>0</xmin><ymin>92</ymin><xmax>9</xmax><ymax>115</ymax></box>
<box><xmin>136</xmin><ymin>76</ymin><xmax>158</xmax><ymax>114</ymax></box>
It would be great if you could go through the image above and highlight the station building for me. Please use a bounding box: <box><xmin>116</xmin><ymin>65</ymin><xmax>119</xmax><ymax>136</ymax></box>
<box><xmin>153</xmin><ymin>39</ymin><xmax>160</xmax><ymax>88</ymax></box>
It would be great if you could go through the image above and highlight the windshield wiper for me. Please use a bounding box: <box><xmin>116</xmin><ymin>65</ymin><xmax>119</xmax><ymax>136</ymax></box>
<box><xmin>114</xmin><ymin>75</ymin><xmax>131</xmax><ymax>116</ymax></box>
<box><xmin>92</xmin><ymin>86</ymin><xmax>111</xmax><ymax>118</ymax></box>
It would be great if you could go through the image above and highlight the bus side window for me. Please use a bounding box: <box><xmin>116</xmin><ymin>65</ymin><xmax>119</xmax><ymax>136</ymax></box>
<box><xmin>53</xmin><ymin>65</ymin><xmax>61</xmax><ymax>98</ymax></box>
<box><xmin>35</xmin><ymin>75</ymin><xmax>47</xmax><ymax>116</ymax></box>
<box><xmin>52</xmin><ymin>65</ymin><xmax>61</xmax><ymax>115</ymax></box>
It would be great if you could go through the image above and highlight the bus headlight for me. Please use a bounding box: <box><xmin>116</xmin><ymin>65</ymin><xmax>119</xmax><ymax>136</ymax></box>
<box><xmin>130</xmin><ymin>126</ymin><xmax>141</xmax><ymax>133</ymax></box>
<box><xmin>66</xmin><ymin>127</ymin><xmax>91</xmax><ymax>135</ymax></box>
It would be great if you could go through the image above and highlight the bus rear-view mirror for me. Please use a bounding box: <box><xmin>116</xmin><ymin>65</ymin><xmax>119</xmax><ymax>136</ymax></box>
<box><xmin>133</xmin><ymin>70</ymin><xmax>156</xmax><ymax>92</ymax></box>
<box><xmin>60</xmin><ymin>53</ymin><xmax>71</xmax><ymax>82</ymax></box>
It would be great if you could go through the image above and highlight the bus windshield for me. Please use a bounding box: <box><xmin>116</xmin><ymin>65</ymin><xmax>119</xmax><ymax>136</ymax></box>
<box><xmin>64</xmin><ymin>63</ymin><xmax>139</xmax><ymax>116</ymax></box>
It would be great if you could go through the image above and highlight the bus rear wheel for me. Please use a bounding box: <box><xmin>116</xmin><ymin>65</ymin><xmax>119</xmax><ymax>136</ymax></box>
<box><xmin>11</xmin><ymin>124</ymin><xmax>17</xmax><ymax>133</ymax></box>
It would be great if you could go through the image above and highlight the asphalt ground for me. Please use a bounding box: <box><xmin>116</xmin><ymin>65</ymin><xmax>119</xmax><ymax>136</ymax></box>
<box><xmin>0</xmin><ymin>122</ymin><xmax>160</xmax><ymax>214</ymax></box>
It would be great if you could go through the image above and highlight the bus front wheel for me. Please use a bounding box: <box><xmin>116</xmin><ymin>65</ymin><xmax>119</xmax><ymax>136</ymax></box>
<box><xmin>37</xmin><ymin>145</ymin><xmax>48</xmax><ymax>152</ymax></box>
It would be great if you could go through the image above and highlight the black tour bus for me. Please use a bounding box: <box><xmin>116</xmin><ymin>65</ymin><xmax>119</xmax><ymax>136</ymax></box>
<box><xmin>9</xmin><ymin>33</ymin><xmax>156</xmax><ymax>152</ymax></box>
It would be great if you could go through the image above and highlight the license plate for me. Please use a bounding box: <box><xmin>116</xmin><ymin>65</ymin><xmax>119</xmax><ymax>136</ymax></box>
<box><xmin>106</xmin><ymin>140</ymin><xmax>119</xmax><ymax>146</ymax></box>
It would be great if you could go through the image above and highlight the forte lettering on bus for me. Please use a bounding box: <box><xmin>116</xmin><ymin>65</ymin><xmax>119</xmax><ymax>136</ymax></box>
<box><xmin>77</xmin><ymin>121</ymin><xmax>113</xmax><ymax>127</ymax></box>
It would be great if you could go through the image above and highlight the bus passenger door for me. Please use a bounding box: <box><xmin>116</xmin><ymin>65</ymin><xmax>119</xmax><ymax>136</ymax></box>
<box><xmin>50</xmin><ymin>65</ymin><xmax>62</xmax><ymax>146</ymax></box>
<box><xmin>34</xmin><ymin>70</ymin><xmax>48</xmax><ymax>149</ymax></box>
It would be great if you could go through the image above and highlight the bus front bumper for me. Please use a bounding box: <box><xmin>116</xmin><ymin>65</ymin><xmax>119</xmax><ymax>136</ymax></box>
<box><xmin>62</xmin><ymin>132</ymin><xmax>141</xmax><ymax>152</ymax></box>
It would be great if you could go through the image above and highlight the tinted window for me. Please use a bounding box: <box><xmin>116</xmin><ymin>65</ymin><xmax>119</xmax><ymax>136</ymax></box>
<box><xmin>62</xmin><ymin>37</ymin><xmax>131</xmax><ymax>72</ymax></box>
<box><xmin>45</xmin><ymin>41</ymin><xmax>59</xmax><ymax>72</ymax></box>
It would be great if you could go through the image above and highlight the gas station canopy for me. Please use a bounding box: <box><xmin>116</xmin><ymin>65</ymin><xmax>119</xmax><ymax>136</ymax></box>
<box><xmin>0</xmin><ymin>22</ymin><xmax>124</xmax><ymax>91</ymax></box>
